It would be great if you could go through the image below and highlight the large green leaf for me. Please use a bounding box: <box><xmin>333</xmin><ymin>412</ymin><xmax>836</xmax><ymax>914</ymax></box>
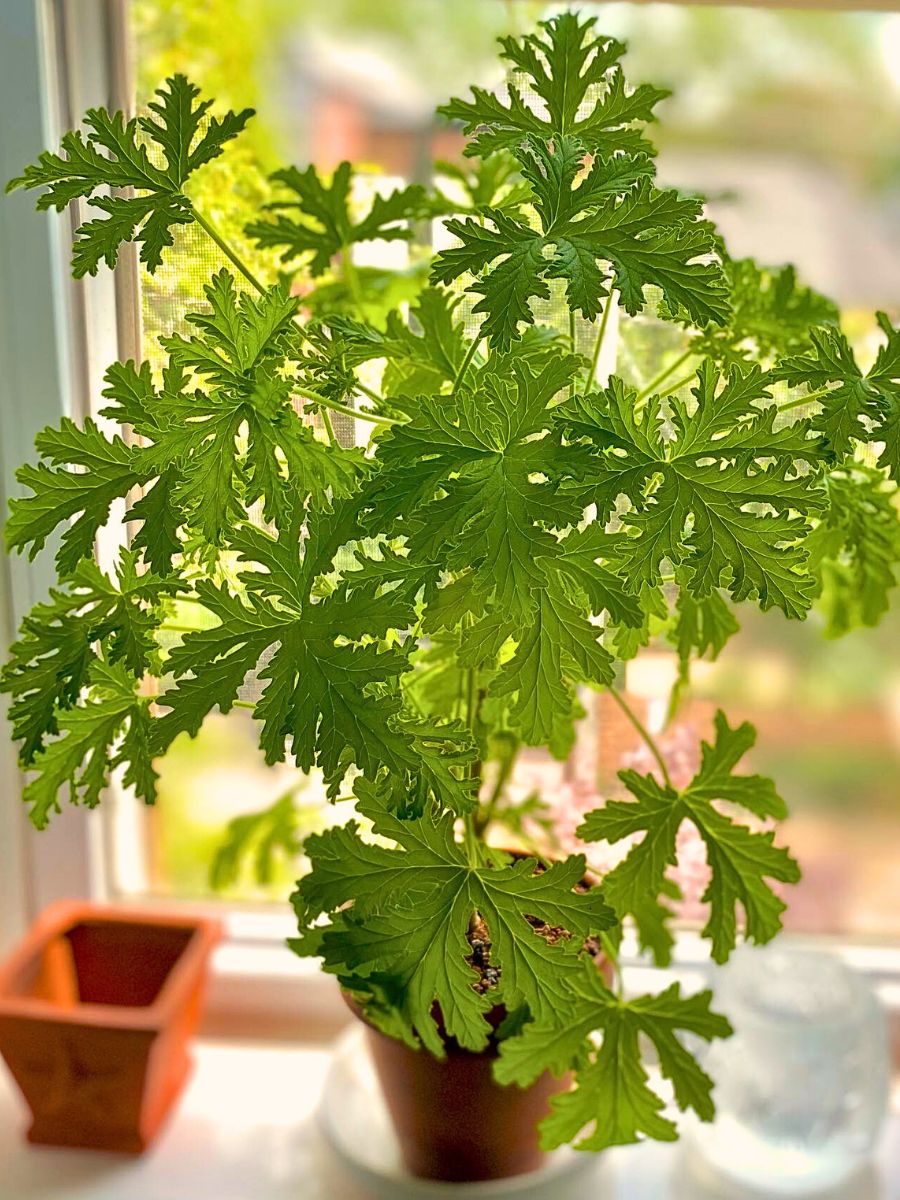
<box><xmin>433</xmin><ymin>137</ymin><xmax>726</xmax><ymax>349</ymax></box>
<box><xmin>439</xmin><ymin>13</ymin><xmax>668</xmax><ymax>160</ymax></box>
<box><xmin>559</xmin><ymin>361</ymin><xmax>830</xmax><ymax>617</ymax></box>
<box><xmin>292</xmin><ymin>779</ymin><xmax>616</xmax><ymax>1056</ymax></box>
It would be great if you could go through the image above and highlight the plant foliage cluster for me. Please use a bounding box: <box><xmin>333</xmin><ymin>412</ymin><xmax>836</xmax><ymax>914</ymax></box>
<box><xmin>4</xmin><ymin>14</ymin><xmax>899</xmax><ymax>1153</ymax></box>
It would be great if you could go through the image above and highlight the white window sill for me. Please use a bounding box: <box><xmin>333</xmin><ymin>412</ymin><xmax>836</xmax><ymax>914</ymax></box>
<box><xmin>1</xmin><ymin>1037</ymin><xmax>898</xmax><ymax>1200</ymax></box>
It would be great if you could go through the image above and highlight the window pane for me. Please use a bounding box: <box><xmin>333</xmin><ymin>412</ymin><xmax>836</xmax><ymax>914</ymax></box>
<box><xmin>123</xmin><ymin>2</ymin><xmax>900</xmax><ymax>939</ymax></box>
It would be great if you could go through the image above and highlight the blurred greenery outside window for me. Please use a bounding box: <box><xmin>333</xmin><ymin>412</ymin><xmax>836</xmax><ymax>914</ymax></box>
<box><xmin>121</xmin><ymin>0</ymin><xmax>900</xmax><ymax>939</ymax></box>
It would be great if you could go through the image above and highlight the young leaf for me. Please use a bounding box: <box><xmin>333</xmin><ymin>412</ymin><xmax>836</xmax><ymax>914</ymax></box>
<box><xmin>578</xmin><ymin>711</ymin><xmax>800</xmax><ymax>964</ymax></box>
<box><xmin>21</xmin><ymin>661</ymin><xmax>156</xmax><ymax>829</ymax></box>
<box><xmin>0</xmin><ymin>550</ymin><xmax>176</xmax><ymax>763</ymax></box>
<box><xmin>325</xmin><ymin>287</ymin><xmax>469</xmax><ymax>402</ymax></box>
<box><xmin>496</xmin><ymin>964</ymin><xmax>732</xmax><ymax>1152</ymax></box>
<box><xmin>773</xmin><ymin>312</ymin><xmax>900</xmax><ymax>468</ymax></box>
<box><xmin>246</xmin><ymin>161</ymin><xmax>425</xmax><ymax>273</ymax></box>
<box><xmin>439</xmin><ymin>13</ymin><xmax>668</xmax><ymax>160</ymax></box>
<box><xmin>7</xmin><ymin>76</ymin><xmax>252</xmax><ymax>274</ymax></box>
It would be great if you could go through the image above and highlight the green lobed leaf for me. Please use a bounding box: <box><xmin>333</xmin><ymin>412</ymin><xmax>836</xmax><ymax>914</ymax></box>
<box><xmin>773</xmin><ymin>312</ymin><xmax>900</xmax><ymax>470</ymax></box>
<box><xmin>578</xmin><ymin>710</ymin><xmax>800</xmax><ymax>964</ymax></box>
<box><xmin>6</xmin><ymin>76</ymin><xmax>252</xmax><ymax>275</ymax></box>
<box><xmin>433</xmin><ymin>137</ymin><xmax>727</xmax><ymax>349</ymax></box>
<box><xmin>246</xmin><ymin>160</ymin><xmax>426</xmax><ymax>274</ymax></box>
<box><xmin>20</xmin><ymin>661</ymin><xmax>157</xmax><ymax>829</ymax></box>
<box><xmin>496</xmin><ymin>962</ymin><xmax>732</xmax><ymax>1152</ymax></box>
<box><xmin>559</xmin><ymin>361</ymin><xmax>831</xmax><ymax>618</ymax></box>
<box><xmin>439</xmin><ymin>13</ymin><xmax>668</xmax><ymax>161</ymax></box>
<box><xmin>292</xmin><ymin>779</ymin><xmax>616</xmax><ymax>1056</ymax></box>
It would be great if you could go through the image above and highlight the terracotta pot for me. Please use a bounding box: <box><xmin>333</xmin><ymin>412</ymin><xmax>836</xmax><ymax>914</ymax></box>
<box><xmin>0</xmin><ymin>900</ymin><xmax>221</xmax><ymax>1153</ymax></box>
<box><xmin>345</xmin><ymin>994</ymin><xmax>570</xmax><ymax>1183</ymax></box>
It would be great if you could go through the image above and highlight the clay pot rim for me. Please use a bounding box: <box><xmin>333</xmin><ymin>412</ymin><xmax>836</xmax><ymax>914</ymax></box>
<box><xmin>0</xmin><ymin>900</ymin><xmax>222</xmax><ymax>1030</ymax></box>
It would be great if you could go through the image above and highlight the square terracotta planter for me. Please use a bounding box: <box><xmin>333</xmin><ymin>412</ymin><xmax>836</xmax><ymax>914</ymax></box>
<box><xmin>0</xmin><ymin>900</ymin><xmax>221</xmax><ymax>1153</ymax></box>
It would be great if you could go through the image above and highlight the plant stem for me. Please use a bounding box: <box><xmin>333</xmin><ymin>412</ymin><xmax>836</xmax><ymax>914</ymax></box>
<box><xmin>233</xmin><ymin>699</ymin><xmax>257</xmax><ymax>712</ymax></box>
<box><xmin>292</xmin><ymin>383</ymin><xmax>400</xmax><ymax>428</ymax></box>
<box><xmin>654</xmin><ymin>370</ymin><xmax>698</xmax><ymax>402</ymax></box>
<box><xmin>473</xmin><ymin>741</ymin><xmax>519</xmax><ymax>837</ymax></box>
<box><xmin>777</xmin><ymin>388</ymin><xmax>831</xmax><ymax>413</ymax></box>
<box><xmin>321</xmin><ymin>408</ymin><xmax>337</xmax><ymax>446</ymax></box>
<box><xmin>192</xmin><ymin>207</ymin><xmax>266</xmax><ymax>295</ymax></box>
<box><xmin>637</xmin><ymin>348</ymin><xmax>692</xmax><ymax>401</ymax></box>
<box><xmin>451</xmin><ymin>335</ymin><xmax>481</xmax><ymax>397</ymax></box>
<box><xmin>342</xmin><ymin>246</ymin><xmax>367</xmax><ymax>319</ymax></box>
<box><xmin>356</xmin><ymin>379</ymin><xmax>384</xmax><ymax>404</ymax></box>
<box><xmin>586</xmin><ymin>293</ymin><xmax>614</xmax><ymax>388</ymax></box>
<box><xmin>463</xmin><ymin>667</ymin><xmax>484</xmax><ymax>867</ymax></box>
<box><xmin>606</xmin><ymin>686</ymin><xmax>673</xmax><ymax>790</ymax></box>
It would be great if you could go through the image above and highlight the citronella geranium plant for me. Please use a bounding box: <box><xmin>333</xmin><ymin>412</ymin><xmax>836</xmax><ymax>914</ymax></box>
<box><xmin>5</xmin><ymin>14</ymin><xmax>900</xmax><ymax>1154</ymax></box>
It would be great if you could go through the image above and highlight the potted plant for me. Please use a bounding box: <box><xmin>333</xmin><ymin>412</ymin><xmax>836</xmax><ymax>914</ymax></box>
<box><xmin>3</xmin><ymin>11</ymin><xmax>898</xmax><ymax>1182</ymax></box>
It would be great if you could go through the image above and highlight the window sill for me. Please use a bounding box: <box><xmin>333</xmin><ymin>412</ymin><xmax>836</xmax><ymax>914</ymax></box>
<box><xmin>0</xmin><ymin>1037</ymin><xmax>897</xmax><ymax>1200</ymax></box>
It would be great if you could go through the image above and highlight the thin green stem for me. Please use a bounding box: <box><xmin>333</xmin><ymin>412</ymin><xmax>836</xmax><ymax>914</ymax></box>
<box><xmin>637</xmin><ymin>348</ymin><xmax>693</xmax><ymax>401</ymax></box>
<box><xmin>342</xmin><ymin>246</ymin><xmax>367</xmax><ymax>319</ymax></box>
<box><xmin>292</xmin><ymin>383</ymin><xmax>400</xmax><ymax>428</ymax></box>
<box><xmin>192</xmin><ymin>207</ymin><xmax>266</xmax><ymax>295</ymax></box>
<box><xmin>451</xmin><ymin>335</ymin><xmax>481</xmax><ymax>397</ymax></box>
<box><xmin>654</xmin><ymin>370</ymin><xmax>697</xmax><ymax>402</ymax></box>
<box><xmin>568</xmin><ymin>311</ymin><xmax>578</xmax><ymax>397</ymax></box>
<box><xmin>473</xmin><ymin>741</ymin><xmax>520</xmax><ymax>837</ymax></box>
<box><xmin>463</xmin><ymin>667</ymin><xmax>484</xmax><ymax>867</ymax></box>
<box><xmin>586</xmin><ymin>293</ymin><xmax>614</xmax><ymax>388</ymax></box>
<box><xmin>599</xmin><ymin>931</ymin><xmax>625</xmax><ymax>999</ymax></box>
<box><xmin>356</xmin><ymin>379</ymin><xmax>383</xmax><ymax>404</ymax></box>
<box><xmin>233</xmin><ymin>699</ymin><xmax>257</xmax><ymax>712</ymax></box>
<box><xmin>321</xmin><ymin>408</ymin><xmax>337</xmax><ymax>446</ymax></box>
<box><xmin>606</xmin><ymin>685</ymin><xmax>673</xmax><ymax>789</ymax></box>
<box><xmin>777</xmin><ymin>388</ymin><xmax>831</xmax><ymax>413</ymax></box>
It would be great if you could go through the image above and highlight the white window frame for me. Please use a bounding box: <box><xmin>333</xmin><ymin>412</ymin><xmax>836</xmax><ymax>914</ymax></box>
<box><xmin>2</xmin><ymin>0</ymin><xmax>900</xmax><ymax>1036</ymax></box>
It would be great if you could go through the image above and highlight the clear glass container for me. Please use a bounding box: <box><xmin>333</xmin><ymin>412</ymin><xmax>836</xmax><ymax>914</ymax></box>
<box><xmin>687</xmin><ymin>946</ymin><xmax>890</xmax><ymax>1195</ymax></box>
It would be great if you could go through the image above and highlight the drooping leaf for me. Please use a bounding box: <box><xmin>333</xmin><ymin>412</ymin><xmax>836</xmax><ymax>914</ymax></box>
<box><xmin>496</xmin><ymin>963</ymin><xmax>732</xmax><ymax>1152</ymax></box>
<box><xmin>20</xmin><ymin>661</ymin><xmax>157</xmax><ymax>829</ymax></box>
<box><xmin>0</xmin><ymin>550</ymin><xmax>176</xmax><ymax>763</ymax></box>
<box><xmin>5</xmin><ymin>419</ymin><xmax>153</xmax><ymax>573</ymax></box>
<box><xmin>578</xmin><ymin>710</ymin><xmax>800</xmax><ymax>964</ymax></box>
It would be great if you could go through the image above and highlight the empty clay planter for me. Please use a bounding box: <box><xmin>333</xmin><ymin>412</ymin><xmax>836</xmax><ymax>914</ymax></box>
<box><xmin>0</xmin><ymin>900</ymin><xmax>220</xmax><ymax>1153</ymax></box>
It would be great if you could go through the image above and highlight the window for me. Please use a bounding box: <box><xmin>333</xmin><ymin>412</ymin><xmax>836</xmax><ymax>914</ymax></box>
<box><xmin>3</xmin><ymin>1</ymin><xmax>899</xmax><ymax>990</ymax></box>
